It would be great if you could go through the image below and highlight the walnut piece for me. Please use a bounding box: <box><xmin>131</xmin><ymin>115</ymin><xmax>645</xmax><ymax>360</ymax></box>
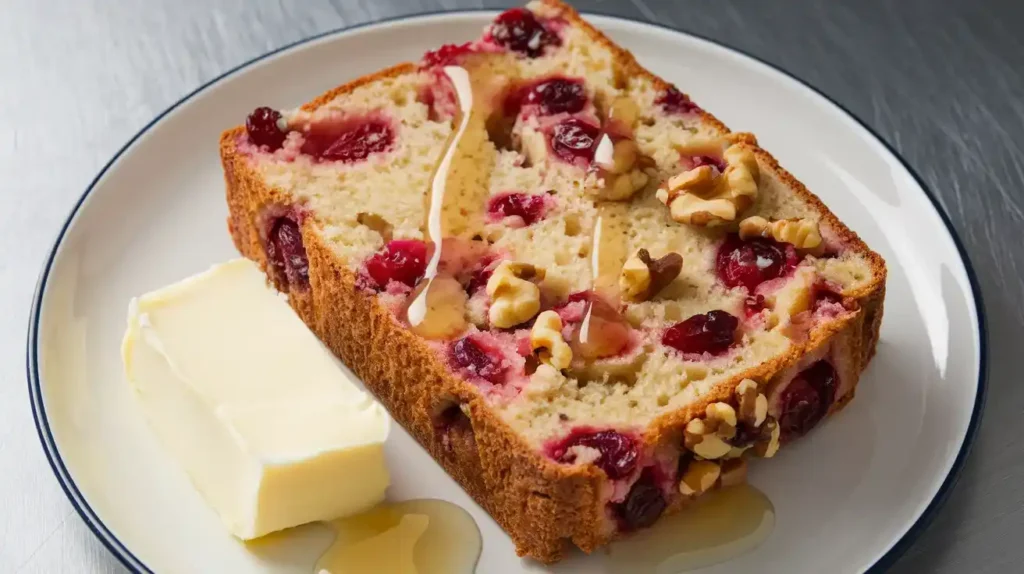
<box><xmin>735</xmin><ymin>378</ymin><xmax>768</xmax><ymax>427</ymax></box>
<box><xmin>683</xmin><ymin>418</ymin><xmax>708</xmax><ymax>449</ymax></box>
<box><xmin>656</xmin><ymin>143</ymin><xmax>760</xmax><ymax>226</ymax></box>
<box><xmin>706</xmin><ymin>402</ymin><xmax>738</xmax><ymax>427</ymax></box>
<box><xmin>531</xmin><ymin>311</ymin><xmax>572</xmax><ymax>370</ymax></box>
<box><xmin>684</xmin><ymin>415</ymin><xmax>733</xmax><ymax>459</ymax></box>
<box><xmin>666</xmin><ymin>165</ymin><xmax>716</xmax><ymax>195</ymax></box>
<box><xmin>619</xmin><ymin>248</ymin><xmax>683</xmax><ymax>302</ymax></box>
<box><xmin>753</xmin><ymin>418</ymin><xmax>781</xmax><ymax>458</ymax></box>
<box><xmin>619</xmin><ymin>256</ymin><xmax>650</xmax><ymax>300</ymax></box>
<box><xmin>486</xmin><ymin>261</ymin><xmax>545</xmax><ymax>328</ymax></box>
<box><xmin>679</xmin><ymin>459</ymin><xmax>720</xmax><ymax>496</ymax></box>
<box><xmin>682</xmin><ymin>395</ymin><xmax>776</xmax><ymax>460</ymax></box>
<box><xmin>739</xmin><ymin>215</ymin><xmax>822</xmax><ymax>250</ymax></box>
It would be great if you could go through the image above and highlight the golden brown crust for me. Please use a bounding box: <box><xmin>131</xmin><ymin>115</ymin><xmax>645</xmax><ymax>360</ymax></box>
<box><xmin>218</xmin><ymin>0</ymin><xmax>886</xmax><ymax>563</ymax></box>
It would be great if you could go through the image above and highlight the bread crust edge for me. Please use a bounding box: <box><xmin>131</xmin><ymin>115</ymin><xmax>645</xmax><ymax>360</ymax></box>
<box><xmin>217</xmin><ymin>0</ymin><xmax>887</xmax><ymax>562</ymax></box>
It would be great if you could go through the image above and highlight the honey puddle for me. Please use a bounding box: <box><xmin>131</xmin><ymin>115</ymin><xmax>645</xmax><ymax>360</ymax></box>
<box><xmin>607</xmin><ymin>485</ymin><xmax>775</xmax><ymax>573</ymax></box>
<box><xmin>315</xmin><ymin>499</ymin><xmax>481</xmax><ymax>574</ymax></box>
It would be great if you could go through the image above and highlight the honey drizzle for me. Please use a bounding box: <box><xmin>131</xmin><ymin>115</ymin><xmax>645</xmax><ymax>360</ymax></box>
<box><xmin>608</xmin><ymin>485</ymin><xmax>775</xmax><ymax>572</ymax></box>
<box><xmin>406</xmin><ymin>65</ymin><xmax>479</xmax><ymax>335</ymax></box>
<box><xmin>592</xmin><ymin>132</ymin><xmax>615</xmax><ymax>172</ymax></box>
<box><xmin>315</xmin><ymin>499</ymin><xmax>481</xmax><ymax>574</ymax></box>
<box><xmin>578</xmin><ymin>202</ymin><xmax>629</xmax><ymax>348</ymax></box>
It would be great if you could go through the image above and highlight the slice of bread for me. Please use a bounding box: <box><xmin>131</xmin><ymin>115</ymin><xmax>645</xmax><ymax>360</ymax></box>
<box><xmin>219</xmin><ymin>0</ymin><xmax>886</xmax><ymax>563</ymax></box>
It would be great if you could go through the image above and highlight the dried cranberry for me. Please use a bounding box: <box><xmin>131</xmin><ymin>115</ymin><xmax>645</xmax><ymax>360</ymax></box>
<box><xmin>422</xmin><ymin>42</ymin><xmax>474</xmax><ymax>67</ymax></box>
<box><xmin>466</xmin><ymin>265</ymin><xmax>494</xmax><ymax>294</ymax></box>
<box><xmin>246</xmin><ymin>107</ymin><xmax>287</xmax><ymax>150</ymax></box>
<box><xmin>716</xmin><ymin>234</ymin><xmax>798</xmax><ymax>291</ymax></box>
<box><xmin>656</xmin><ymin>86</ymin><xmax>699</xmax><ymax>115</ymax></box>
<box><xmin>449</xmin><ymin>336</ymin><xmax>505</xmax><ymax>384</ymax></box>
<box><xmin>488</xmin><ymin>192</ymin><xmax>546</xmax><ymax>225</ymax></box>
<box><xmin>662</xmin><ymin>310</ymin><xmax>739</xmax><ymax>356</ymax></box>
<box><xmin>300</xmin><ymin>119</ymin><xmax>394</xmax><ymax>163</ymax></box>
<box><xmin>488</xmin><ymin>8</ymin><xmax>560</xmax><ymax>57</ymax></box>
<box><xmin>523</xmin><ymin>78</ymin><xmax>587</xmax><ymax>115</ymax></box>
<box><xmin>615</xmin><ymin>470</ymin><xmax>666</xmax><ymax>530</ymax></box>
<box><xmin>550</xmin><ymin>118</ymin><xmax>599</xmax><ymax>164</ymax></box>
<box><xmin>550</xmin><ymin>429</ymin><xmax>638</xmax><ymax>480</ymax></box>
<box><xmin>565</xmin><ymin>291</ymin><xmax>593</xmax><ymax>305</ymax></box>
<box><xmin>364</xmin><ymin>240</ymin><xmax>428</xmax><ymax>288</ymax></box>
<box><xmin>778</xmin><ymin>360</ymin><xmax>838</xmax><ymax>440</ymax></box>
<box><xmin>266</xmin><ymin>216</ymin><xmax>309</xmax><ymax>289</ymax></box>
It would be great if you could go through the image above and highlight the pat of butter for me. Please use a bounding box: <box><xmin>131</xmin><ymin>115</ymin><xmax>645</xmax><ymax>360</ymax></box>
<box><xmin>122</xmin><ymin>258</ymin><xmax>390</xmax><ymax>540</ymax></box>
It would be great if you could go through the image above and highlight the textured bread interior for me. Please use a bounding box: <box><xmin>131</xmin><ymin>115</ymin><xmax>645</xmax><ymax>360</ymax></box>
<box><xmin>234</xmin><ymin>1</ymin><xmax>879</xmax><ymax>447</ymax></box>
<box><xmin>221</xmin><ymin>0</ymin><xmax>885</xmax><ymax>562</ymax></box>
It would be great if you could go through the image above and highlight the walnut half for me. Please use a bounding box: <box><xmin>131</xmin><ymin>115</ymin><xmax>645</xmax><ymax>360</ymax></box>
<box><xmin>530</xmin><ymin>311</ymin><xmax>572</xmax><ymax>370</ymax></box>
<box><xmin>739</xmin><ymin>216</ymin><xmax>822</xmax><ymax>250</ymax></box>
<box><xmin>735</xmin><ymin>378</ymin><xmax>768</xmax><ymax>427</ymax></box>
<box><xmin>619</xmin><ymin>248</ymin><xmax>683</xmax><ymax>302</ymax></box>
<box><xmin>683</xmin><ymin>383</ymin><xmax>774</xmax><ymax>461</ymax></box>
<box><xmin>656</xmin><ymin>143</ymin><xmax>760</xmax><ymax>226</ymax></box>
<box><xmin>753</xmin><ymin>419</ymin><xmax>781</xmax><ymax>458</ymax></box>
<box><xmin>683</xmin><ymin>407</ymin><xmax>735</xmax><ymax>460</ymax></box>
<box><xmin>486</xmin><ymin>261</ymin><xmax>546</xmax><ymax>328</ymax></box>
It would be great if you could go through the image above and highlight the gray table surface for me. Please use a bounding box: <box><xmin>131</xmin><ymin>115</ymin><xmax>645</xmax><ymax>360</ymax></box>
<box><xmin>1</xmin><ymin>0</ymin><xmax>1021</xmax><ymax>572</ymax></box>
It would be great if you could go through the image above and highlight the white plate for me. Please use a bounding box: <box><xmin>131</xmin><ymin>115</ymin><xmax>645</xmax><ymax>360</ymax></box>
<box><xmin>28</xmin><ymin>10</ymin><xmax>986</xmax><ymax>574</ymax></box>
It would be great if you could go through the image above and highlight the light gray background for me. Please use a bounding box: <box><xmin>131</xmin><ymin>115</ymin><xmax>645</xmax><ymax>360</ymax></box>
<box><xmin>1</xmin><ymin>0</ymin><xmax>1019</xmax><ymax>572</ymax></box>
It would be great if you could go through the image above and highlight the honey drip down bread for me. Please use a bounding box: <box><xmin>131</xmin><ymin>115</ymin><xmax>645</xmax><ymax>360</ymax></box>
<box><xmin>219</xmin><ymin>0</ymin><xmax>886</xmax><ymax>563</ymax></box>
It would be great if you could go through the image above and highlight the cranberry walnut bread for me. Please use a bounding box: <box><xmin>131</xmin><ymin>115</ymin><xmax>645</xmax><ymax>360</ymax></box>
<box><xmin>219</xmin><ymin>0</ymin><xmax>885</xmax><ymax>563</ymax></box>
